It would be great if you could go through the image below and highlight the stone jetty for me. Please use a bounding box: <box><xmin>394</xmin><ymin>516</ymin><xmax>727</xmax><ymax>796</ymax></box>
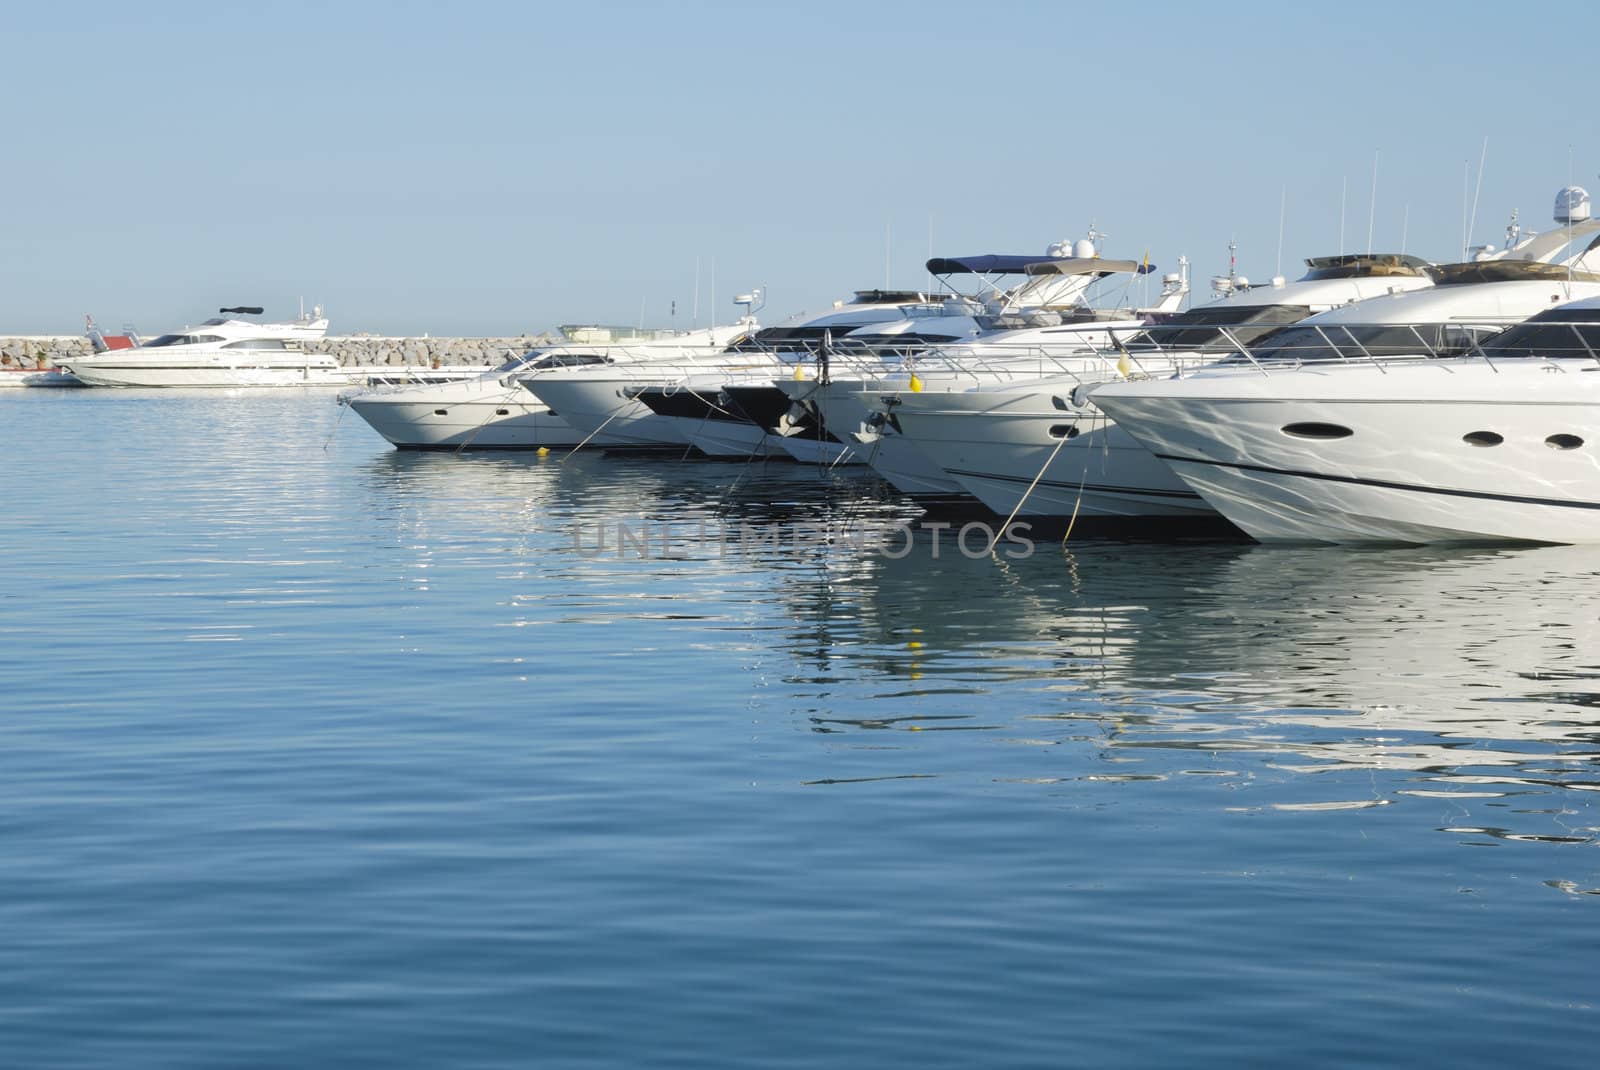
<box><xmin>0</xmin><ymin>334</ymin><xmax>560</xmax><ymax>371</ymax></box>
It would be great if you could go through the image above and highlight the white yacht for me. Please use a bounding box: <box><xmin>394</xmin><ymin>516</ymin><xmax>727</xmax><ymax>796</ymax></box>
<box><xmin>632</xmin><ymin>289</ymin><xmax>986</xmax><ymax>462</ymax></box>
<box><xmin>342</xmin><ymin>322</ymin><xmax>754</xmax><ymax>450</ymax></box>
<box><xmin>878</xmin><ymin>248</ymin><xmax>1439</xmax><ymax>519</ymax></box>
<box><xmin>523</xmin><ymin>290</ymin><xmax>927</xmax><ymax>453</ymax></box>
<box><xmin>1091</xmin><ymin>188</ymin><xmax>1600</xmax><ymax>544</ymax></box>
<box><xmin>800</xmin><ymin>250</ymin><xmax>1188</xmax><ymax>493</ymax></box>
<box><xmin>691</xmin><ymin>240</ymin><xmax>1173</xmax><ymax>470</ymax></box>
<box><xmin>62</xmin><ymin>306</ymin><xmax>340</xmax><ymax>388</ymax></box>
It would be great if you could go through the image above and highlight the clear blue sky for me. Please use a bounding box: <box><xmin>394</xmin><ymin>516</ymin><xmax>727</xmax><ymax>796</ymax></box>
<box><xmin>3</xmin><ymin>0</ymin><xmax>1591</xmax><ymax>336</ymax></box>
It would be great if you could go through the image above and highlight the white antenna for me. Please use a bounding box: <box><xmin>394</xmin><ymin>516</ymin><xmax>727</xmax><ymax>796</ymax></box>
<box><xmin>692</xmin><ymin>256</ymin><xmax>700</xmax><ymax>328</ymax></box>
<box><xmin>710</xmin><ymin>258</ymin><xmax>716</xmax><ymax>328</ymax></box>
<box><xmin>1276</xmin><ymin>186</ymin><xmax>1286</xmax><ymax>279</ymax></box>
<box><xmin>1366</xmin><ymin>150</ymin><xmax>1379</xmax><ymax>256</ymax></box>
<box><xmin>883</xmin><ymin>219</ymin><xmax>891</xmax><ymax>289</ymax></box>
<box><xmin>1339</xmin><ymin>175</ymin><xmax>1348</xmax><ymax>256</ymax></box>
<box><xmin>1462</xmin><ymin>160</ymin><xmax>1470</xmax><ymax>259</ymax></box>
<box><xmin>1466</xmin><ymin>136</ymin><xmax>1488</xmax><ymax>257</ymax></box>
<box><xmin>638</xmin><ymin>295</ymin><xmax>646</xmax><ymax>331</ymax></box>
<box><xmin>1561</xmin><ymin>147</ymin><xmax>1574</xmax><ymax>287</ymax></box>
<box><xmin>1401</xmin><ymin>202</ymin><xmax>1410</xmax><ymax>256</ymax></box>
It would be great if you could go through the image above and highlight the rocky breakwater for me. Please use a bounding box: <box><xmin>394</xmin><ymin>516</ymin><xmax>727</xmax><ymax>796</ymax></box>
<box><xmin>0</xmin><ymin>334</ymin><xmax>559</xmax><ymax>371</ymax></box>
<box><xmin>0</xmin><ymin>337</ymin><xmax>92</xmax><ymax>369</ymax></box>
<box><xmin>305</xmin><ymin>334</ymin><xmax>557</xmax><ymax>368</ymax></box>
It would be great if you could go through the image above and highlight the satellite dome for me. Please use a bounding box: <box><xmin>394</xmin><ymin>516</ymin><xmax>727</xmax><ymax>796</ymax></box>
<box><xmin>1555</xmin><ymin>186</ymin><xmax>1591</xmax><ymax>225</ymax></box>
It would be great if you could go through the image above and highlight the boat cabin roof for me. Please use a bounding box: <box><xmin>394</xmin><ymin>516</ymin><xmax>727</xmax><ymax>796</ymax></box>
<box><xmin>1301</xmin><ymin>253</ymin><xmax>1432</xmax><ymax>280</ymax></box>
<box><xmin>1023</xmin><ymin>257</ymin><xmax>1148</xmax><ymax>278</ymax></box>
<box><xmin>925</xmin><ymin>254</ymin><xmax>1065</xmax><ymax>276</ymax></box>
<box><xmin>1430</xmin><ymin>260</ymin><xmax>1600</xmax><ymax>285</ymax></box>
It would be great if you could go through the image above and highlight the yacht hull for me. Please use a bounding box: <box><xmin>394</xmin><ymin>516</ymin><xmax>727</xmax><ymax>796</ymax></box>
<box><xmin>773</xmin><ymin>433</ymin><xmax>861</xmax><ymax>466</ymax></box>
<box><xmin>1093</xmin><ymin>361</ymin><xmax>1600</xmax><ymax>545</ymax></box>
<box><xmin>890</xmin><ymin>388</ymin><xmax>1214</xmax><ymax>519</ymax></box>
<box><xmin>812</xmin><ymin>384</ymin><xmax>968</xmax><ymax>498</ymax></box>
<box><xmin>347</xmin><ymin>392</ymin><xmax>582</xmax><ymax>449</ymax></box>
<box><xmin>688</xmin><ymin>420</ymin><xmax>788</xmax><ymax>459</ymax></box>
<box><xmin>521</xmin><ymin>377</ymin><xmax>690</xmax><ymax>450</ymax></box>
<box><xmin>66</xmin><ymin>362</ymin><xmax>350</xmax><ymax>388</ymax></box>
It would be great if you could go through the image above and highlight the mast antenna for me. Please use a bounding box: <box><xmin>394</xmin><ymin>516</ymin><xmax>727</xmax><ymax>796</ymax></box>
<box><xmin>1276</xmin><ymin>186</ymin><xmax>1286</xmax><ymax>279</ymax></box>
<box><xmin>1466</xmin><ymin>136</ymin><xmax>1488</xmax><ymax>257</ymax></box>
<box><xmin>1366</xmin><ymin>150</ymin><xmax>1379</xmax><ymax>256</ymax></box>
<box><xmin>1339</xmin><ymin>176</ymin><xmax>1347</xmax><ymax>256</ymax></box>
<box><xmin>883</xmin><ymin>219</ymin><xmax>891</xmax><ymax>289</ymax></box>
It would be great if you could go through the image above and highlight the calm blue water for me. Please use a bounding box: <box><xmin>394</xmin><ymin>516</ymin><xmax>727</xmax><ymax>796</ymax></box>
<box><xmin>2</xmin><ymin>389</ymin><xmax>1597</xmax><ymax>1067</ymax></box>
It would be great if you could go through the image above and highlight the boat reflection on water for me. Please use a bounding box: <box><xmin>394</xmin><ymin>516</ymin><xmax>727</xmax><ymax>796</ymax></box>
<box><xmin>350</xmin><ymin>448</ymin><xmax>1600</xmax><ymax>863</ymax></box>
<box><xmin>776</xmin><ymin>537</ymin><xmax>1600</xmax><ymax>847</ymax></box>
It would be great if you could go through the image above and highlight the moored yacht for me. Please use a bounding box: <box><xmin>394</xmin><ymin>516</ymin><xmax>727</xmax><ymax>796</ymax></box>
<box><xmin>1091</xmin><ymin>189</ymin><xmax>1600</xmax><ymax>543</ymax></box>
<box><xmin>342</xmin><ymin>322</ymin><xmax>754</xmax><ymax>450</ymax></box>
<box><xmin>62</xmin><ymin>306</ymin><xmax>340</xmax><ymax>388</ymax></box>
<box><xmin>525</xmin><ymin>289</ymin><xmax>923</xmax><ymax>453</ymax></box>
<box><xmin>877</xmin><ymin>248</ymin><xmax>1439</xmax><ymax>519</ymax></box>
<box><xmin>804</xmin><ymin>249</ymin><xmax>1187</xmax><ymax>494</ymax></box>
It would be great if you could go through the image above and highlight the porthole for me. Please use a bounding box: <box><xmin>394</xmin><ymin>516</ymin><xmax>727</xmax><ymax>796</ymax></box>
<box><xmin>434</xmin><ymin>409</ymin><xmax>448</xmax><ymax>416</ymax></box>
<box><xmin>1546</xmin><ymin>434</ymin><xmax>1584</xmax><ymax>450</ymax></box>
<box><xmin>496</xmin><ymin>408</ymin><xmax>511</xmax><ymax>416</ymax></box>
<box><xmin>1281</xmin><ymin>422</ymin><xmax>1353</xmax><ymax>440</ymax></box>
<box><xmin>1463</xmin><ymin>431</ymin><xmax>1503</xmax><ymax>447</ymax></box>
<box><xmin>1048</xmin><ymin>424</ymin><xmax>1081</xmax><ymax>439</ymax></box>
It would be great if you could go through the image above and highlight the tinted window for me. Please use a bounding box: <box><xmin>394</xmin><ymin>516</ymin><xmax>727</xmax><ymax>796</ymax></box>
<box><xmin>1129</xmin><ymin>304</ymin><xmax>1312</xmax><ymax>350</ymax></box>
<box><xmin>1235</xmin><ymin>323</ymin><xmax>1503</xmax><ymax>364</ymax></box>
<box><xmin>1479</xmin><ymin>316</ymin><xmax>1600</xmax><ymax>360</ymax></box>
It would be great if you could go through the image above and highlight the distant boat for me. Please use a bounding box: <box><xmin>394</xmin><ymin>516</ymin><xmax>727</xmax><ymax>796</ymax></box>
<box><xmin>63</xmin><ymin>306</ymin><xmax>344</xmax><ymax>388</ymax></box>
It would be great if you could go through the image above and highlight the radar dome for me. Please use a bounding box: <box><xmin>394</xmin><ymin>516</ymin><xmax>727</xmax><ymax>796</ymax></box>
<box><xmin>1073</xmin><ymin>238</ymin><xmax>1097</xmax><ymax>259</ymax></box>
<box><xmin>1555</xmin><ymin>186</ymin><xmax>1591</xmax><ymax>225</ymax></box>
<box><xmin>1046</xmin><ymin>240</ymin><xmax>1072</xmax><ymax>258</ymax></box>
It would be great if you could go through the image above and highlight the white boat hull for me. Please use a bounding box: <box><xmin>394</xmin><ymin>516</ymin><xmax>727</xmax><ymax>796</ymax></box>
<box><xmin>773</xmin><ymin>432</ymin><xmax>861</xmax><ymax>466</ymax></box>
<box><xmin>66</xmin><ymin>361</ymin><xmax>351</xmax><ymax>388</ymax></box>
<box><xmin>813</xmin><ymin>384</ymin><xmax>967</xmax><ymax>498</ymax></box>
<box><xmin>890</xmin><ymin>387</ymin><xmax>1214</xmax><ymax>519</ymax></box>
<box><xmin>1093</xmin><ymin>360</ymin><xmax>1600</xmax><ymax>544</ymax></box>
<box><xmin>347</xmin><ymin>390</ymin><xmax>581</xmax><ymax>449</ymax></box>
<box><xmin>687</xmin><ymin>420</ymin><xmax>788</xmax><ymax>459</ymax></box>
<box><xmin>521</xmin><ymin>377</ymin><xmax>689</xmax><ymax>450</ymax></box>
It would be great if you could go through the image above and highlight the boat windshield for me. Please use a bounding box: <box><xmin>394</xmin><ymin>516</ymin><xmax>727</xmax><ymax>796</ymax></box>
<box><xmin>1126</xmin><ymin>303</ymin><xmax>1311</xmax><ymax>351</ymax></box>
<box><xmin>1476</xmin><ymin>309</ymin><xmax>1600</xmax><ymax>360</ymax></box>
<box><xmin>495</xmin><ymin>351</ymin><xmax>547</xmax><ymax>373</ymax></box>
<box><xmin>523</xmin><ymin>352</ymin><xmax>612</xmax><ymax>371</ymax></box>
<box><xmin>1227</xmin><ymin>322</ymin><xmax>1504</xmax><ymax>364</ymax></box>
<box><xmin>143</xmin><ymin>334</ymin><xmax>225</xmax><ymax>347</ymax></box>
<box><xmin>725</xmin><ymin>325</ymin><xmax>843</xmax><ymax>354</ymax></box>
